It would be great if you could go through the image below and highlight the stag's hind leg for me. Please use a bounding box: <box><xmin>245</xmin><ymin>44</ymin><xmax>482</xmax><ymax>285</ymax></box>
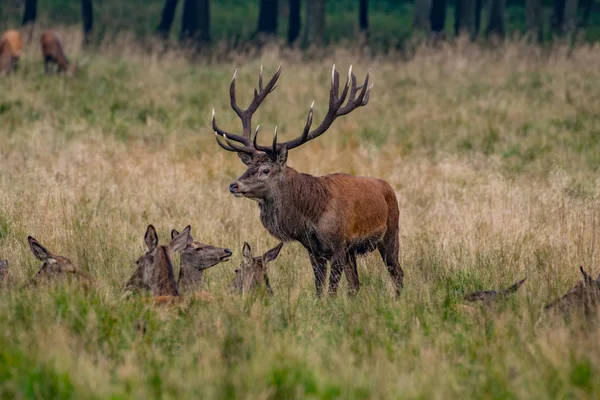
<box><xmin>344</xmin><ymin>252</ymin><xmax>360</xmax><ymax>296</ymax></box>
<box><xmin>308</xmin><ymin>251</ymin><xmax>327</xmax><ymax>297</ymax></box>
<box><xmin>378</xmin><ymin>230</ymin><xmax>403</xmax><ymax>297</ymax></box>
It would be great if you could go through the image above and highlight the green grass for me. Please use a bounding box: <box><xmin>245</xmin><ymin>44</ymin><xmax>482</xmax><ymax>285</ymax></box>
<box><xmin>1</xmin><ymin>37</ymin><xmax>600</xmax><ymax>398</ymax></box>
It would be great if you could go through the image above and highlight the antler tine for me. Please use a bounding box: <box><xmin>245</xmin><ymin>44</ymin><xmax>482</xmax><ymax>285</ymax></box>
<box><xmin>211</xmin><ymin>108</ymin><xmax>252</xmax><ymax>145</ymax></box>
<box><xmin>220</xmin><ymin>134</ymin><xmax>256</xmax><ymax>155</ymax></box>
<box><xmin>274</xmin><ymin>66</ymin><xmax>372</xmax><ymax>152</ymax></box>
<box><xmin>272</xmin><ymin>126</ymin><xmax>278</xmax><ymax>154</ymax></box>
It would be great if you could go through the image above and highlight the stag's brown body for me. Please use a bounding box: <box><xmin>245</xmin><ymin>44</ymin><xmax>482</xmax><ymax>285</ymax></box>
<box><xmin>212</xmin><ymin>66</ymin><xmax>403</xmax><ymax>297</ymax></box>
<box><xmin>0</xmin><ymin>29</ymin><xmax>22</xmax><ymax>74</ymax></box>
<box><xmin>40</xmin><ymin>31</ymin><xmax>77</xmax><ymax>76</ymax></box>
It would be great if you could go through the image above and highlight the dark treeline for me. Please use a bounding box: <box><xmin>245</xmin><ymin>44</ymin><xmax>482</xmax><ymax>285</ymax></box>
<box><xmin>3</xmin><ymin>0</ymin><xmax>600</xmax><ymax>50</ymax></box>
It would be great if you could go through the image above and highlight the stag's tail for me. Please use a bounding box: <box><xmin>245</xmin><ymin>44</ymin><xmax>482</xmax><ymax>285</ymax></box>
<box><xmin>500</xmin><ymin>278</ymin><xmax>527</xmax><ymax>296</ymax></box>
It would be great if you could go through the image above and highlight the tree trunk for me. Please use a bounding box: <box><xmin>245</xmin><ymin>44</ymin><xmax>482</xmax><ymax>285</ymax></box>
<box><xmin>486</xmin><ymin>0</ymin><xmax>505</xmax><ymax>38</ymax></box>
<box><xmin>552</xmin><ymin>0</ymin><xmax>566</xmax><ymax>34</ymax></box>
<box><xmin>359</xmin><ymin>0</ymin><xmax>368</xmax><ymax>33</ymax></box>
<box><xmin>21</xmin><ymin>0</ymin><xmax>37</xmax><ymax>26</ymax></box>
<box><xmin>413</xmin><ymin>0</ymin><xmax>431</xmax><ymax>32</ymax></box>
<box><xmin>563</xmin><ymin>0</ymin><xmax>579</xmax><ymax>34</ymax></box>
<box><xmin>181</xmin><ymin>0</ymin><xmax>210</xmax><ymax>44</ymax></box>
<box><xmin>430</xmin><ymin>0</ymin><xmax>446</xmax><ymax>35</ymax></box>
<box><xmin>81</xmin><ymin>0</ymin><xmax>93</xmax><ymax>46</ymax></box>
<box><xmin>257</xmin><ymin>0</ymin><xmax>278</xmax><ymax>37</ymax></box>
<box><xmin>474</xmin><ymin>0</ymin><xmax>483</xmax><ymax>35</ymax></box>
<box><xmin>302</xmin><ymin>0</ymin><xmax>325</xmax><ymax>47</ymax></box>
<box><xmin>579</xmin><ymin>0</ymin><xmax>594</xmax><ymax>29</ymax></box>
<box><xmin>455</xmin><ymin>0</ymin><xmax>475</xmax><ymax>37</ymax></box>
<box><xmin>288</xmin><ymin>0</ymin><xmax>301</xmax><ymax>43</ymax></box>
<box><xmin>525</xmin><ymin>0</ymin><xmax>542</xmax><ymax>41</ymax></box>
<box><xmin>157</xmin><ymin>0</ymin><xmax>179</xmax><ymax>38</ymax></box>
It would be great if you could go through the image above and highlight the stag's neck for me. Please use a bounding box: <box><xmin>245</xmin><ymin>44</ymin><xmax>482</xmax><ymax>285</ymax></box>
<box><xmin>259</xmin><ymin>167</ymin><xmax>329</xmax><ymax>243</ymax></box>
<box><xmin>178</xmin><ymin>266</ymin><xmax>204</xmax><ymax>293</ymax></box>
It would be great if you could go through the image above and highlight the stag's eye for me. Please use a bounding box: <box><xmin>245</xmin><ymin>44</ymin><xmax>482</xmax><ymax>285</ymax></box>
<box><xmin>261</xmin><ymin>168</ymin><xmax>270</xmax><ymax>175</ymax></box>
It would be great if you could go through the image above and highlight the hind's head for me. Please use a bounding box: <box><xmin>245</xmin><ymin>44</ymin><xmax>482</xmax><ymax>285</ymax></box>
<box><xmin>171</xmin><ymin>228</ymin><xmax>232</xmax><ymax>271</ymax></box>
<box><xmin>229</xmin><ymin>242</ymin><xmax>282</xmax><ymax>295</ymax></box>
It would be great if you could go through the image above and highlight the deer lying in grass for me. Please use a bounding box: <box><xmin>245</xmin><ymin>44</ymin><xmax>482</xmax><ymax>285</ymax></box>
<box><xmin>229</xmin><ymin>242</ymin><xmax>283</xmax><ymax>296</ymax></box>
<box><xmin>545</xmin><ymin>266</ymin><xmax>600</xmax><ymax>317</ymax></box>
<box><xmin>0</xmin><ymin>260</ymin><xmax>8</xmax><ymax>287</ymax></box>
<box><xmin>124</xmin><ymin>225</ymin><xmax>187</xmax><ymax>298</ymax></box>
<box><xmin>26</xmin><ymin>236</ymin><xmax>90</xmax><ymax>286</ymax></box>
<box><xmin>40</xmin><ymin>31</ymin><xmax>78</xmax><ymax>77</ymax></box>
<box><xmin>170</xmin><ymin>227</ymin><xmax>232</xmax><ymax>293</ymax></box>
<box><xmin>212</xmin><ymin>65</ymin><xmax>403</xmax><ymax>298</ymax></box>
<box><xmin>0</xmin><ymin>29</ymin><xmax>22</xmax><ymax>75</ymax></box>
<box><xmin>464</xmin><ymin>278</ymin><xmax>527</xmax><ymax>302</ymax></box>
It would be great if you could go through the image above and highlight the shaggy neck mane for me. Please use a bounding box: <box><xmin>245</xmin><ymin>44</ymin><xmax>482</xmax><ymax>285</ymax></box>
<box><xmin>259</xmin><ymin>166</ymin><xmax>329</xmax><ymax>242</ymax></box>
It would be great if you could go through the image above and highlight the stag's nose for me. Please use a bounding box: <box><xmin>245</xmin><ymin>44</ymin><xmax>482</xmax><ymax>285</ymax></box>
<box><xmin>225</xmin><ymin>249</ymin><xmax>233</xmax><ymax>256</ymax></box>
<box><xmin>229</xmin><ymin>183</ymin><xmax>239</xmax><ymax>193</ymax></box>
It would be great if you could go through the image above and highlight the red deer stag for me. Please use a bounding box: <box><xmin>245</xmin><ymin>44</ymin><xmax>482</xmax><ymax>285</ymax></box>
<box><xmin>211</xmin><ymin>65</ymin><xmax>403</xmax><ymax>297</ymax></box>
<box><xmin>0</xmin><ymin>29</ymin><xmax>23</xmax><ymax>75</ymax></box>
<box><xmin>40</xmin><ymin>31</ymin><xmax>78</xmax><ymax>77</ymax></box>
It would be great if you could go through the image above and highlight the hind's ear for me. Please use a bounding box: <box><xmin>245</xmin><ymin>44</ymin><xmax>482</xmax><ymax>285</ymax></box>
<box><xmin>263</xmin><ymin>242</ymin><xmax>283</xmax><ymax>264</ymax></box>
<box><xmin>580</xmin><ymin>266</ymin><xmax>595</xmax><ymax>284</ymax></box>
<box><xmin>144</xmin><ymin>225</ymin><xmax>159</xmax><ymax>252</ymax></box>
<box><xmin>171</xmin><ymin>229</ymin><xmax>180</xmax><ymax>240</ymax></box>
<box><xmin>0</xmin><ymin>259</ymin><xmax>7</xmax><ymax>270</ymax></box>
<box><xmin>242</xmin><ymin>242</ymin><xmax>252</xmax><ymax>259</ymax></box>
<box><xmin>169</xmin><ymin>225</ymin><xmax>190</xmax><ymax>253</ymax></box>
<box><xmin>28</xmin><ymin>236</ymin><xmax>53</xmax><ymax>261</ymax></box>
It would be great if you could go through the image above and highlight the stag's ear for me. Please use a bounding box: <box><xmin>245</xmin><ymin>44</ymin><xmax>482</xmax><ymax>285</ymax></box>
<box><xmin>28</xmin><ymin>236</ymin><xmax>54</xmax><ymax>261</ymax></box>
<box><xmin>238</xmin><ymin>152</ymin><xmax>252</xmax><ymax>165</ymax></box>
<box><xmin>276</xmin><ymin>145</ymin><xmax>288</xmax><ymax>166</ymax></box>
<box><xmin>263</xmin><ymin>242</ymin><xmax>283</xmax><ymax>264</ymax></box>
<box><xmin>144</xmin><ymin>225</ymin><xmax>159</xmax><ymax>252</ymax></box>
<box><xmin>242</xmin><ymin>242</ymin><xmax>253</xmax><ymax>260</ymax></box>
<box><xmin>169</xmin><ymin>225</ymin><xmax>191</xmax><ymax>253</ymax></box>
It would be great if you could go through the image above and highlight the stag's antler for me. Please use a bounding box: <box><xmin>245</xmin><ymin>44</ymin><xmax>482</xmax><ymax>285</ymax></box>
<box><xmin>270</xmin><ymin>65</ymin><xmax>373</xmax><ymax>153</ymax></box>
<box><xmin>212</xmin><ymin>65</ymin><xmax>281</xmax><ymax>155</ymax></box>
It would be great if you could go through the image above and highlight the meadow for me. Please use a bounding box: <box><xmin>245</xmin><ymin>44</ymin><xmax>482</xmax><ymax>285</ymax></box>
<box><xmin>1</xmin><ymin>31</ymin><xmax>600</xmax><ymax>398</ymax></box>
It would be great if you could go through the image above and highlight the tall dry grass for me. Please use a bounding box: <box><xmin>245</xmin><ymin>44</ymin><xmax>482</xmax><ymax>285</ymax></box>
<box><xmin>1</xmin><ymin>29</ymin><xmax>600</xmax><ymax>398</ymax></box>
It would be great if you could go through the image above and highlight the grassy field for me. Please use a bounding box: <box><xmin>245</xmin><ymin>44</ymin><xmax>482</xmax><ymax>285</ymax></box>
<box><xmin>1</xmin><ymin>30</ymin><xmax>600</xmax><ymax>398</ymax></box>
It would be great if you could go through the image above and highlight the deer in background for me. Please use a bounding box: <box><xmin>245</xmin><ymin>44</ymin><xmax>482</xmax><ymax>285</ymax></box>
<box><xmin>229</xmin><ymin>242</ymin><xmax>283</xmax><ymax>296</ymax></box>
<box><xmin>0</xmin><ymin>29</ymin><xmax>22</xmax><ymax>75</ymax></box>
<box><xmin>26</xmin><ymin>236</ymin><xmax>90</xmax><ymax>286</ymax></box>
<box><xmin>545</xmin><ymin>266</ymin><xmax>600</xmax><ymax>317</ymax></box>
<box><xmin>0</xmin><ymin>260</ymin><xmax>8</xmax><ymax>287</ymax></box>
<box><xmin>464</xmin><ymin>278</ymin><xmax>527</xmax><ymax>302</ymax></box>
<box><xmin>212</xmin><ymin>65</ymin><xmax>403</xmax><ymax>297</ymax></box>
<box><xmin>40</xmin><ymin>31</ymin><xmax>78</xmax><ymax>77</ymax></box>
<box><xmin>170</xmin><ymin>227</ymin><xmax>232</xmax><ymax>293</ymax></box>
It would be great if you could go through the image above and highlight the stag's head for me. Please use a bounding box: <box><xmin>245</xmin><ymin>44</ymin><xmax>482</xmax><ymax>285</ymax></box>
<box><xmin>211</xmin><ymin>65</ymin><xmax>373</xmax><ymax>202</ymax></box>
<box><xmin>171</xmin><ymin>228</ymin><xmax>232</xmax><ymax>270</ymax></box>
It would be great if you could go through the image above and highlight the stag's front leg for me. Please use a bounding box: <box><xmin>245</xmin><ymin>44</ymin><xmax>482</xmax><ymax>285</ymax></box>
<box><xmin>328</xmin><ymin>251</ymin><xmax>348</xmax><ymax>296</ymax></box>
<box><xmin>308</xmin><ymin>251</ymin><xmax>327</xmax><ymax>297</ymax></box>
